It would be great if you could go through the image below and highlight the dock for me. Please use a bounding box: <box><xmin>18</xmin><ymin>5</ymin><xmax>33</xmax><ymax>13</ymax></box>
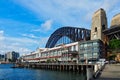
<box><xmin>14</xmin><ymin>62</ymin><xmax>104</xmax><ymax>80</ymax></box>
<box><xmin>15</xmin><ymin>63</ymin><xmax>95</xmax><ymax>71</ymax></box>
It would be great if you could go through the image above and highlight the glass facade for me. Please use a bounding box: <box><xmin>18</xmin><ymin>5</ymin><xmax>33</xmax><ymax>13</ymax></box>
<box><xmin>79</xmin><ymin>39</ymin><xmax>104</xmax><ymax>61</ymax></box>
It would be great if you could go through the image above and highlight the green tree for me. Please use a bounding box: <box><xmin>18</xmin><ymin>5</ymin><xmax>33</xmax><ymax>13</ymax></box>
<box><xmin>46</xmin><ymin>58</ymin><xmax>51</xmax><ymax>63</ymax></box>
<box><xmin>109</xmin><ymin>39</ymin><xmax>120</xmax><ymax>50</ymax></box>
<box><xmin>8</xmin><ymin>59</ymin><xmax>12</xmax><ymax>62</ymax></box>
<box><xmin>108</xmin><ymin>39</ymin><xmax>120</xmax><ymax>60</ymax></box>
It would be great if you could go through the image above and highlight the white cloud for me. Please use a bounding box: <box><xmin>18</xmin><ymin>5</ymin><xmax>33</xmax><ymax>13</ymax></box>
<box><xmin>0</xmin><ymin>30</ymin><xmax>4</xmax><ymax>41</ymax></box>
<box><xmin>21</xmin><ymin>33</ymin><xmax>39</xmax><ymax>39</ymax></box>
<box><xmin>0</xmin><ymin>30</ymin><xmax>49</xmax><ymax>55</ymax></box>
<box><xmin>0</xmin><ymin>31</ymin><xmax>39</xmax><ymax>55</ymax></box>
<box><xmin>38</xmin><ymin>37</ymin><xmax>49</xmax><ymax>48</ymax></box>
<box><xmin>13</xmin><ymin>0</ymin><xmax>120</xmax><ymax>28</ymax></box>
<box><xmin>0</xmin><ymin>19</ymin><xmax>50</xmax><ymax>55</ymax></box>
<box><xmin>101</xmin><ymin>0</ymin><xmax>119</xmax><ymax>12</ymax></box>
<box><xmin>0</xmin><ymin>30</ymin><xmax>4</xmax><ymax>34</ymax></box>
<box><xmin>33</xmin><ymin>19</ymin><xmax>53</xmax><ymax>32</ymax></box>
<box><xmin>12</xmin><ymin>0</ymin><xmax>91</xmax><ymax>27</ymax></box>
<box><xmin>41</xmin><ymin>20</ymin><xmax>53</xmax><ymax>31</ymax></box>
<box><xmin>84</xmin><ymin>0</ymin><xmax>119</xmax><ymax>22</ymax></box>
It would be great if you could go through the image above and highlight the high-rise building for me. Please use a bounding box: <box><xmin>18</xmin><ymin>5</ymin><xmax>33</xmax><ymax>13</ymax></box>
<box><xmin>5</xmin><ymin>51</ymin><xmax>19</xmax><ymax>62</ymax></box>
<box><xmin>0</xmin><ymin>54</ymin><xmax>4</xmax><ymax>61</ymax></box>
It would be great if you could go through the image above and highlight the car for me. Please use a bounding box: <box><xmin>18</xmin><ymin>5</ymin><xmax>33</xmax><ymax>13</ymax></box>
<box><xmin>109</xmin><ymin>60</ymin><xmax>116</xmax><ymax>64</ymax></box>
<box><xmin>105</xmin><ymin>61</ymin><xmax>109</xmax><ymax>64</ymax></box>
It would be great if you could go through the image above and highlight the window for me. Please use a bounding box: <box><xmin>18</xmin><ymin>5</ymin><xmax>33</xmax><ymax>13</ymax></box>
<box><xmin>87</xmin><ymin>53</ymin><xmax>92</xmax><ymax>58</ymax></box>
<box><xmin>80</xmin><ymin>54</ymin><xmax>84</xmax><ymax>59</ymax></box>
<box><xmin>58</xmin><ymin>50</ymin><xmax>61</xmax><ymax>56</ymax></box>
<box><xmin>54</xmin><ymin>50</ymin><xmax>57</xmax><ymax>56</ymax></box>
<box><xmin>87</xmin><ymin>43</ymin><xmax>92</xmax><ymax>48</ymax></box>
<box><xmin>84</xmin><ymin>54</ymin><xmax>87</xmax><ymax>57</ymax></box>
<box><xmin>102</xmin><ymin>24</ymin><xmax>105</xmax><ymax>30</ymax></box>
<box><xmin>93</xmin><ymin>53</ymin><xmax>98</xmax><ymax>58</ymax></box>
<box><xmin>71</xmin><ymin>46</ymin><xmax>74</xmax><ymax>51</ymax></box>
<box><xmin>73</xmin><ymin>45</ymin><xmax>76</xmax><ymax>51</ymax></box>
<box><xmin>95</xmin><ymin>27</ymin><xmax>97</xmax><ymax>32</ymax></box>
<box><xmin>93</xmin><ymin>42</ymin><xmax>98</xmax><ymax>45</ymax></box>
<box><xmin>80</xmin><ymin>44</ymin><xmax>84</xmax><ymax>49</ymax></box>
<box><xmin>68</xmin><ymin>46</ymin><xmax>71</xmax><ymax>51</ymax></box>
<box><xmin>84</xmin><ymin>44</ymin><xmax>87</xmax><ymax>48</ymax></box>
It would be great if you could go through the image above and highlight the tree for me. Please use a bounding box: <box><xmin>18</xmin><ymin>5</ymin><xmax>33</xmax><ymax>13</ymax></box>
<box><xmin>108</xmin><ymin>39</ymin><xmax>120</xmax><ymax>60</ymax></box>
<box><xmin>8</xmin><ymin>59</ymin><xmax>12</xmax><ymax>62</ymax></box>
<box><xmin>109</xmin><ymin>39</ymin><xmax>120</xmax><ymax>50</ymax></box>
<box><xmin>46</xmin><ymin>58</ymin><xmax>51</xmax><ymax>63</ymax></box>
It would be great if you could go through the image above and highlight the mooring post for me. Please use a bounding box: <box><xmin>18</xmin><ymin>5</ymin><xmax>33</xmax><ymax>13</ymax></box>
<box><xmin>86</xmin><ymin>67</ymin><xmax>93</xmax><ymax>80</ymax></box>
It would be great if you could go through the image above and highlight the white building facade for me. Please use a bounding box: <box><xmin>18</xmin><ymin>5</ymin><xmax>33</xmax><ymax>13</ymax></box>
<box><xmin>21</xmin><ymin>42</ymin><xmax>78</xmax><ymax>63</ymax></box>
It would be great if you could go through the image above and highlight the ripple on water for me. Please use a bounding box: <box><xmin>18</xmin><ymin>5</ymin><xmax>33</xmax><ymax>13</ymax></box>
<box><xmin>0</xmin><ymin>64</ymin><xmax>86</xmax><ymax>80</ymax></box>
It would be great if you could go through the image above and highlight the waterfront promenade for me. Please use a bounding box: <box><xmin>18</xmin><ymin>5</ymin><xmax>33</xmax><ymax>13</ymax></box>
<box><xmin>96</xmin><ymin>64</ymin><xmax>120</xmax><ymax>80</ymax></box>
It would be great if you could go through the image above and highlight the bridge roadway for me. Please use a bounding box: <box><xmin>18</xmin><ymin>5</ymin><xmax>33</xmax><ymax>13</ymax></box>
<box><xmin>96</xmin><ymin>64</ymin><xmax>120</xmax><ymax>80</ymax></box>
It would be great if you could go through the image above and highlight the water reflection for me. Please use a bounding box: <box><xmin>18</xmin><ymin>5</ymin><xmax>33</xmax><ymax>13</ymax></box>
<box><xmin>0</xmin><ymin>64</ymin><xmax>86</xmax><ymax>80</ymax></box>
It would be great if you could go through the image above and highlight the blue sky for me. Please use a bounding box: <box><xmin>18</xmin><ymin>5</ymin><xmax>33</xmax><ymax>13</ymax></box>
<box><xmin>0</xmin><ymin>0</ymin><xmax>120</xmax><ymax>55</ymax></box>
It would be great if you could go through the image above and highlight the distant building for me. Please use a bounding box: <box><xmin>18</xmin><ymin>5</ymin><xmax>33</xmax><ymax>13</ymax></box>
<box><xmin>5</xmin><ymin>51</ymin><xmax>19</xmax><ymax>62</ymax></box>
<box><xmin>0</xmin><ymin>54</ymin><xmax>4</xmax><ymax>61</ymax></box>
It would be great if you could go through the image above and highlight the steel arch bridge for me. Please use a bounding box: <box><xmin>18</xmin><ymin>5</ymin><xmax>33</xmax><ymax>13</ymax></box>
<box><xmin>45</xmin><ymin>26</ymin><xmax>90</xmax><ymax>48</ymax></box>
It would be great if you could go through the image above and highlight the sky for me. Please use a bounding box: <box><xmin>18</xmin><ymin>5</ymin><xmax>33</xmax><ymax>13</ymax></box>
<box><xmin>0</xmin><ymin>0</ymin><xmax>120</xmax><ymax>55</ymax></box>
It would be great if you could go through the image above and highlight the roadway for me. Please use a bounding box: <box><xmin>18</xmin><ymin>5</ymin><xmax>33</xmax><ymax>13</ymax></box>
<box><xmin>96</xmin><ymin>64</ymin><xmax>120</xmax><ymax>80</ymax></box>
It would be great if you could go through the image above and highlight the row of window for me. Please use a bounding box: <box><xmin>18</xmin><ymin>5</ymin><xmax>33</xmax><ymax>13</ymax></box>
<box><xmin>24</xmin><ymin>54</ymin><xmax>36</xmax><ymax>59</ymax></box>
<box><xmin>80</xmin><ymin>47</ymin><xmax>99</xmax><ymax>51</ymax></box>
<box><xmin>41</xmin><ymin>45</ymin><xmax>78</xmax><ymax>58</ymax></box>
<box><xmin>23</xmin><ymin>45</ymin><xmax>78</xmax><ymax>60</ymax></box>
<box><xmin>41</xmin><ymin>51</ymin><xmax>62</xmax><ymax>57</ymax></box>
<box><xmin>79</xmin><ymin>41</ymin><xmax>104</xmax><ymax>60</ymax></box>
<box><xmin>79</xmin><ymin>52</ymin><xmax>98</xmax><ymax>59</ymax></box>
<box><xmin>80</xmin><ymin>42</ymin><xmax>99</xmax><ymax>48</ymax></box>
<box><xmin>62</xmin><ymin>57</ymin><xmax>71</xmax><ymax>61</ymax></box>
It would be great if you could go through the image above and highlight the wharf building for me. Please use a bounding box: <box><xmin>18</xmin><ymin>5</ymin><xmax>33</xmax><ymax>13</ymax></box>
<box><xmin>21</xmin><ymin>8</ymin><xmax>120</xmax><ymax>63</ymax></box>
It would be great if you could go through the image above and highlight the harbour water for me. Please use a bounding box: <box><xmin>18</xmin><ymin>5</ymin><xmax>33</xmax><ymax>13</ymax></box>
<box><xmin>0</xmin><ymin>64</ymin><xmax>86</xmax><ymax>80</ymax></box>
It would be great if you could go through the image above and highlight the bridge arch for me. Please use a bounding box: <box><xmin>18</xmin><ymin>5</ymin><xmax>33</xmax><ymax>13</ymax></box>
<box><xmin>45</xmin><ymin>26</ymin><xmax>90</xmax><ymax>48</ymax></box>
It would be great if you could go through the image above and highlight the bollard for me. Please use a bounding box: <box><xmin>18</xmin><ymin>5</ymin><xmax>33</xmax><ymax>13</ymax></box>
<box><xmin>94</xmin><ymin>64</ymin><xmax>98</xmax><ymax>72</ymax></box>
<box><xmin>86</xmin><ymin>68</ymin><xmax>93</xmax><ymax>80</ymax></box>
